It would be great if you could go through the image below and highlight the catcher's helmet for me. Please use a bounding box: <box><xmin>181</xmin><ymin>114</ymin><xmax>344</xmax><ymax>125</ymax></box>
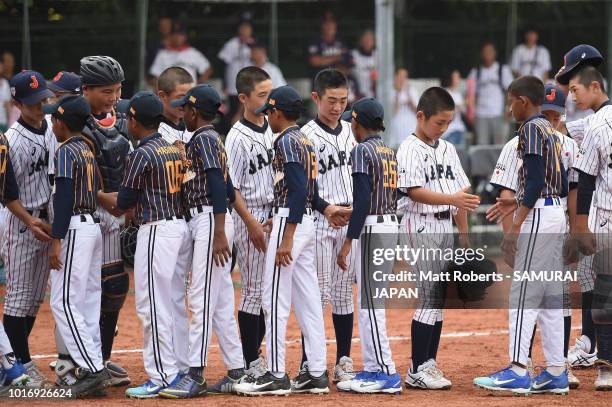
<box><xmin>80</xmin><ymin>56</ymin><xmax>125</xmax><ymax>86</ymax></box>
<box><xmin>120</xmin><ymin>225</ymin><xmax>139</xmax><ymax>266</ymax></box>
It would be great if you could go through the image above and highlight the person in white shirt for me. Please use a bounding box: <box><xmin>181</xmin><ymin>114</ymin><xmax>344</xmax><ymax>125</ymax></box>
<box><xmin>250</xmin><ymin>42</ymin><xmax>287</xmax><ymax>87</ymax></box>
<box><xmin>351</xmin><ymin>29</ymin><xmax>376</xmax><ymax>98</ymax></box>
<box><xmin>510</xmin><ymin>28</ymin><xmax>551</xmax><ymax>80</ymax></box>
<box><xmin>149</xmin><ymin>22</ymin><xmax>213</xmax><ymax>84</ymax></box>
<box><xmin>441</xmin><ymin>69</ymin><xmax>467</xmax><ymax>147</ymax></box>
<box><xmin>390</xmin><ymin>67</ymin><xmax>419</xmax><ymax>149</ymax></box>
<box><xmin>467</xmin><ymin>42</ymin><xmax>513</xmax><ymax>145</ymax></box>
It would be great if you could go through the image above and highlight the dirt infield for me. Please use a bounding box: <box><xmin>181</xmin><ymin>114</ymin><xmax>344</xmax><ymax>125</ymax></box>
<box><xmin>1</xmin><ymin>271</ymin><xmax>608</xmax><ymax>407</ymax></box>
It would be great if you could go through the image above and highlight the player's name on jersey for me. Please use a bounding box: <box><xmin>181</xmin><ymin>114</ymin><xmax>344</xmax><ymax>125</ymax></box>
<box><xmin>156</xmin><ymin>145</ymin><xmax>181</xmax><ymax>156</ymax></box>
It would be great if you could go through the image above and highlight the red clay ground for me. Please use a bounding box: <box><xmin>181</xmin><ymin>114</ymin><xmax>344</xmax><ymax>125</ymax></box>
<box><xmin>1</xmin><ymin>271</ymin><xmax>608</xmax><ymax>407</ymax></box>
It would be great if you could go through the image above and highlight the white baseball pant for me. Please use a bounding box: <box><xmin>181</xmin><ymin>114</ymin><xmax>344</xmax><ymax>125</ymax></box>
<box><xmin>0</xmin><ymin>322</ymin><xmax>12</xmax><ymax>356</ymax></box>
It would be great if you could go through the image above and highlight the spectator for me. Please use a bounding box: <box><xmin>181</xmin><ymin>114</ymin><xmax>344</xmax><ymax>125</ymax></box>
<box><xmin>149</xmin><ymin>21</ymin><xmax>213</xmax><ymax>84</ymax></box>
<box><xmin>441</xmin><ymin>69</ymin><xmax>467</xmax><ymax>147</ymax></box>
<box><xmin>336</xmin><ymin>53</ymin><xmax>363</xmax><ymax>106</ymax></box>
<box><xmin>467</xmin><ymin>42</ymin><xmax>513</xmax><ymax>145</ymax></box>
<box><xmin>146</xmin><ymin>16</ymin><xmax>174</xmax><ymax>77</ymax></box>
<box><xmin>351</xmin><ymin>29</ymin><xmax>377</xmax><ymax>98</ymax></box>
<box><xmin>389</xmin><ymin>67</ymin><xmax>419</xmax><ymax>149</ymax></box>
<box><xmin>510</xmin><ymin>27</ymin><xmax>551</xmax><ymax>80</ymax></box>
<box><xmin>2</xmin><ymin>51</ymin><xmax>18</xmax><ymax>126</ymax></box>
<box><xmin>308</xmin><ymin>13</ymin><xmax>346</xmax><ymax>73</ymax></box>
<box><xmin>250</xmin><ymin>42</ymin><xmax>287</xmax><ymax>87</ymax></box>
<box><xmin>0</xmin><ymin>62</ymin><xmax>10</xmax><ymax>131</ymax></box>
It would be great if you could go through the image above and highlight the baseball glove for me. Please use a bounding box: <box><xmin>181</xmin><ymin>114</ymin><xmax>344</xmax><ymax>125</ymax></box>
<box><xmin>120</xmin><ymin>225</ymin><xmax>139</xmax><ymax>266</ymax></box>
<box><xmin>447</xmin><ymin>258</ymin><xmax>497</xmax><ymax>302</ymax></box>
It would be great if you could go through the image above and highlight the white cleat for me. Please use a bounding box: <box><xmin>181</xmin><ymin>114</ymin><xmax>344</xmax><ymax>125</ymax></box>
<box><xmin>333</xmin><ymin>356</ymin><xmax>356</xmax><ymax>383</ymax></box>
<box><xmin>568</xmin><ymin>336</ymin><xmax>598</xmax><ymax>368</ymax></box>
<box><xmin>405</xmin><ymin>359</ymin><xmax>452</xmax><ymax>390</ymax></box>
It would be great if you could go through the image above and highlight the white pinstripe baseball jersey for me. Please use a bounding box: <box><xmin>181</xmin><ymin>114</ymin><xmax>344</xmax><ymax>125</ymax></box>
<box><xmin>6</xmin><ymin>118</ymin><xmax>55</xmax><ymax>209</ymax></box>
<box><xmin>302</xmin><ymin>119</ymin><xmax>355</xmax><ymax>205</ymax></box>
<box><xmin>158</xmin><ymin>118</ymin><xmax>192</xmax><ymax>144</ymax></box>
<box><xmin>225</xmin><ymin>117</ymin><xmax>275</xmax><ymax>208</ymax></box>
<box><xmin>566</xmin><ymin>117</ymin><xmax>590</xmax><ymax>146</ymax></box>
<box><xmin>397</xmin><ymin>134</ymin><xmax>470</xmax><ymax>214</ymax></box>
<box><xmin>573</xmin><ymin>104</ymin><xmax>612</xmax><ymax>210</ymax></box>
<box><xmin>491</xmin><ymin>132</ymin><xmax>579</xmax><ymax>192</ymax></box>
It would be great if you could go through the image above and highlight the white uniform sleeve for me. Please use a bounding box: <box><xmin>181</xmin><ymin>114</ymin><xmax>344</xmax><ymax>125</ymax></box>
<box><xmin>450</xmin><ymin>145</ymin><xmax>470</xmax><ymax>190</ymax></box>
<box><xmin>574</xmin><ymin>127</ymin><xmax>601</xmax><ymax>176</ymax></box>
<box><xmin>566</xmin><ymin>118</ymin><xmax>585</xmax><ymax>146</ymax></box>
<box><xmin>490</xmin><ymin>137</ymin><xmax>520</xmax><ymax>191</ymax></box>
<box><xmin>225</xmin><ymin>131</ymin><xmax>247</xmax><ymax>190</ymax></box>
<box><xmin>397</xmin><ymin>141</ymin><xmax>426</xmax><ymax>190</ymax></box>
<box><xmin>6</xmin><ymin>134</ymin><xmax>22</xmax><ymax>180</ymax></box>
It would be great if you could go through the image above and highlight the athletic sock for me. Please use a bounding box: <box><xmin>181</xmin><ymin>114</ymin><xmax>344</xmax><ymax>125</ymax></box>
<box><xmin>3</xmin><ymin>315</ymin><xmax>31</xmax><ymax>363</ymax></box>
<box><xmin>546</xmin><ymin>366</ymin><xmax>565</xmax><ymax>376</ymax></box>
<box><xmin>511</xmin><ymin>363</ymin><xmax>527</xmax><ymax>376</ymax></box>
<box><xmin>300</xmin><ymin>333</ymin><xmax>307</xmax><ymax>365</ymax></box>
<box><xmin>564</xmin><ymin>316</ymin><xmax>572</xmax><ymax>358</ymax></box>
<box><xmin>257</xmin><ymin>308</ymin><xmax>266</xmax><ymax>350</ymax></box>
<box><xmin>411</xmin><ymin>319</ymin><xmax>434</xmax><ymax>372</ymax></box>
<box><xmin>582</xmin><ymin>291</ymin><xmax>596</xmax><ymax>352</ymax></box>
<box><xmin>528</xmin><ymin>324</ymin><xmax>537</xmax><ymax>359</ymax></box>
<box><xmin>238</xmin><ymin>310</ymin><xmax>261</xmax><ymax>366</ymax></box>
<box><xmin>596</xmin><ymin>324</ymin><xmax>612</xmax><ymax>363</ymax></box>
<box><xmin>427</xmin><ymin>320</ymin><xmax>443</xmax><ymax>361</ymax></box>
<box><xmin>100</xmin><ymin>310</ymin><xmax>120</xmax><ymax>361</ymax></box>
<box><xmin>332</xmin><ymin>312</ymin><xmax>353</xmax><ymax>364</ymax></box>
<box><xmin>24</xmin><ymin>315</ymin><xmax>36</xmax><ymax>337</ymax></box>
<box><xmin>188</xmin><ymin>366</ymin><xmax>205</xmax><ymax>381</ymax></box>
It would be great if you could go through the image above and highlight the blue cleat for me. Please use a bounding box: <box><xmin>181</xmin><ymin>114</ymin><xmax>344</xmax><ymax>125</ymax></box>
<box><xmin>337</xmin><ymin>370</ymin><xmax>375</xmax><ymax>392</ymax></box>
<box><xmin>473</xmin><ymin>366</ymin><xmax>531</xmax><ymax>394</ymax></box>
<box><xmin>351</xmin><ymin>371</ymin><xmax>402</xmax><ymax>394</ymax></box>
<box><xmin>158</xmin><ymin>374</ymin><xmax>207</xmax><ymax>399</ymax></box>
<box><xmin>125</xmin><ymin>375</ymin><xmax>182</xmax><ymax>399</ymax></box>
<box><xmin>530</xmin><ymin>369</ymin><xmax>569</xmax><ymax>395</ymax></box>
<box><xmin>2</xmin><ymin>361</ymin><xmax>29</xmax><ymax>386</ymax></box>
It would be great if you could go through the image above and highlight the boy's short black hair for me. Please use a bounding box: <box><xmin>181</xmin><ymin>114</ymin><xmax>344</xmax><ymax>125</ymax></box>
<box><xmin>416</xmin><ymin>87</ymin><xmax>455</xmax><ymax>119</ymax></box>
<box><xmin>572</xmin><ymin>65</ymin><xmax>607</xmax><ymax>93</ymax></box>
<box><xmin>196</xmin><ymin>108</ymin><xmax>216</xmax><ymax>122</ymax></box>
<box><xmin>276</xmin><ymin>109</ymin><xmax>300</xmax><ymax>122</ymax></box>
<box><xmin>236</xmin><ymin>66</ymin><xmax>271</xmax><ymax>96</ymax></box>
<box><xmin>507</xmin><ymin>75</ymin><xmax>544</xmax><ymax>106</ymax></box>
<box><xmin>56</xmin><ymin>116</ymin><xmax>86</xmax><ymax>133</ymax></box>
<box><xmin>157</xmin><ymin>67</ymin><xmax>194</xmax><ymax>94</ymax></box>
<box><xmin>314</xmin><ymin>68</ymin><xmax>348</xmax><ymax>96</ymax></box>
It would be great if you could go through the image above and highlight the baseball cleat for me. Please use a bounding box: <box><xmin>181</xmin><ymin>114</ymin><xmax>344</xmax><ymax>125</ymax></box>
<box><xmin>158</xmin><ymin>375</ymin><xmax>207</xmax><ymax>399</ymax></box>
<box><xmin>595</xmin><ymin>366</ymin><xmax>612</xmax><ymax>391</ymax></box>
<box><xmin>406</xmin><ymin>359</ymin><xmax>452</xmax><ymax>390</ymax></box>
<box><xmin>567</xmin><ymin>362</ymin><xmax>580</xmax><ymax>389</ymax></box>
<box><xmin>290</xmin><ymin>362</ymin><xmax>330</xmax><ymax>394</ymax></box>
<box><xmin>234</xmin><ymin>371</ymin><xmax>291</xmax><ymax>396</ymax></box>
<box><xmin>333</xmin><ymin>356</ymin><xmax>356</xmax><ymax>383</ymax></box>
<box><xmin>72</xmin><ymin>368</ymin><xmax>111</xmax><ymax>398</ymax></box>
<box><xmin>53</xmin><ymin>358</ymin><xmax>79</xmax><ymax>386</ymax></box>
<box><xmin>1</xmin><ymin>360</ymin><xmax>29</xmax><ymax>386</ymax></box>
<box><xmin>208</xmin><ymin>368</ymin><xmax>245</xmax><ymax>394</ymax></box>
<box><xmin>125</xmin><ymin>375</ymin><xmax>182</xmax><ymax>399</ymax></box>
<box><xmin>530</xmin><ymin>369</ymin><xmax>569</xmax><ymax>395</ymax></box>
<box><xmin>473</xmin><ymin>365</ymin><xmax>531</xmax><ymax>394</ymax></box>
<box><xmin>234</xmin><ymin>358</ymin><xmax>267</xmax><ymax>395</ymax></box>
<box><xmin>568</xmin><ymin>336</ymin><xmax>598</xmax><ymax>368</ymax></box>
<box><xmin>351</xmin><ymin>371</ymin><xmax>401</xmax><ymax>394</ymax></box>
<box><xmin>337</xmin><ymin>371</ymin><xmax>374</xmax><ymax>392</ymax></box>
<box><xmin>23</xmin><ymin>361</ymin><xmax>49</xmax><ymax>388</ymax></box>
<box><xmin>103</xmin><ymin>360</ymin><xmax>131</xmax><ymax>387</ymax></box>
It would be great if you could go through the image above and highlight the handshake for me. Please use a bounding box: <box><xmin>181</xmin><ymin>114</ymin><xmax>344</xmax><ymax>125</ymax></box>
<box><xmin>323</xmin><ymin>204</ymin><xmax>353</xmax><ymax>228</ymax></box>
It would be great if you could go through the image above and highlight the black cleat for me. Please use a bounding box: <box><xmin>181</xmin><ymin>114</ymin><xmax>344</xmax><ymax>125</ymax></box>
<box><xmin>72</xmin><ymin>368</ymin><xmax>111</xmax><ymax>398</ymax></box>
<box><xmin>291</xmin><ymin>362</ymin><xmax>330</xmax><ymax>394</ymax></box>
<box><xmin>234</xmin><ymin>371</ymin><xmax>291</xmax><ymax>396</ymax></box>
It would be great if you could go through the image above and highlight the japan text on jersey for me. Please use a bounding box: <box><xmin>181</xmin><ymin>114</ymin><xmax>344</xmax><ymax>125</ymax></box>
<box><xmin>302</xmin><ymin>119</ymin><xmax>355</xmax><ymax>206</ymax></box>
<box><xmin>272</xmin><ymin>126</ymin><xmax>317</xmax><ymax>210</ymax></box>
<box><xmin>54</xmin><ymin>137</ymin><xmax>100</xmax><ymax>215</ymax></box>
<box><xmin>352</xmin><ymin>135</ymin><xmax>397</xmax><ymax>215</ymax></box>
<box><xmin>516</xmin><ymin>115</ymin><xmax>567</xmax><ymax>204</ymax></box>
<box><xmin>225</xmin><ymin>118</ymin><xmax>275</xmax><ymax>208</ymax></box>
<box><xmin>182</xmin><ymin>125</ymin><xmax>228</xmax><ymax>209</ymax></box>
<box><xmin>121</xmin><ymin>133</ymin><xmax>184</xmax><ymax>223</ymax></box>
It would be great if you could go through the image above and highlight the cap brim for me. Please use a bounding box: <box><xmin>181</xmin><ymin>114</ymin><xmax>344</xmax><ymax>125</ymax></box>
<box><xmin>170</xmin><ymin>98</ymin><xmax>187</xmax><ymax>108</ymax></box>
<box><xmin>541</xmin><ymin>104</ymin><xmax>565</xmax><ymax>114</ymax></box>
<box><xmin>42</xmin><ymin>103</ymin><xmax>59</xmax><ymax>115</ymax></box>
<box><xmin>18</xmin><ymin>89</ymin><xmax>54</xmax><ymax>105</ymax></box>
<box><xmin>47</xmin><ymin>82</ymin><xmax>76</xmax><ymax>94</ymax></box>
<box><xmin>555</xmin><ymin>57</ymin><xmax>604</xmax><ymax>85</ymax></box>
<box><xmin>116</xmin><ymin>99</ymin><xmax>131</xmax><ymax>114</ymax></box>
<box><xmin>255</xmin><ymin>104</ymin><xmax>270</xmax><ymax>114</ymax></box>
<box><xmin>341</xmin><ymin>110</ymin><xmax>353</xmax><ymax>121</ymax></box>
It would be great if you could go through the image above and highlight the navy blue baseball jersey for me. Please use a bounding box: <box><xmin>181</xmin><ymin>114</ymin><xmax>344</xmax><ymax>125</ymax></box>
<box><xmin>0</xmin><ymin>132</ymin><xmax>19</xmax><ymax>203</ymax></box>
<box><xmin>516</xmin><ymin>114</ymin><xmax>567</xmax><ymax>204</ymax></box>
<box><xmin>54</xmin><ymin>136</ymin><xmax>99</xmax><ymax>215</ymax></box>
<box><xmin>351</xmin><ymin>135</ymin><xmax>397</xmax><ymax>215</ymax></box>
<box><xmin>121</xmin><ymin>133</ymin><xmax>184</xmax><ymax>223</ymax></box>
<box><xmin>182</xmin><ymin>125</ymin><xmax>228</xmax><ymax>209</ymax></box>
<box><xmin>272</xmin><ymin>126</ymin><xmax>317</xmax><ymax>210</ymax></box>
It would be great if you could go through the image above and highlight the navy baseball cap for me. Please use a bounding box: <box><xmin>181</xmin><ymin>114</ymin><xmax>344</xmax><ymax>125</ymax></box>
<box><xmin>342</xmin><ymin>97</ymin><xmax>385</xmax><ymax>131</ymax></box>
<box><xmin>48</xmin><ymin>71</ymin><xmax>81</xmax><ymax>94</ymax></box>
<box><xmin>555</xmin><ymin>44</ymin><xmax>604</xmax><ymax>85</ymax></box>
<box><xmin>541</xmin><ymin>84</ymin><xmax>566</xmax><ymax>114</ymax></box>
<box><xmin>170</xmin><ymin>84</ymin><xmax>223</xmax><ymax>115</ymax></box>
<box><xmin>9</xmin><ymin>70</ymin><xmax>54</xmax><ymax>105</ymax></box>
<box><xmin>43</xmin><ymin>95</ymin><xmax>91</xmax><ymax>130</ymax></box>
<box><xmin>255</xmin><ymin>86</ymin><xmax>303</xmax><ymax>114</ymax></box>
<box><xmin>118</xmin><ymin>91</ymin><xmax>163</xmax><ymax>126</ymax></box>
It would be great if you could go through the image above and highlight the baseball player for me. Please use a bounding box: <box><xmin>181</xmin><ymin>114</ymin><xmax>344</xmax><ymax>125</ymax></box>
<box><xmin>225</xmin><ymin>66</ymin><xmax>274</xmax><ymax>376</ymax></box>
<box><xmin>475</xmin><ymin>76</ymin><xmax>570</xmax><ymax>394</ymax></box>
<box><xmin>560</xmin><ymin>59</ymin><xmax>612</xmax><ymax>390</ymax></box>
<box><xmin>158</xmin><ymin>84</ymin><xmax>245</xmax><ymax>398</ymax></box>
<box><xmin>234</xmin><ymin>86</ymin><xmax>334</xmax><ymax>396</ymax></box>
<box><xmin>107</xmin><ymin>91</ymin><xmax>191</xmax><ymax>399</ymax></box>
<box><xmin>487</xmin><ymin>83</ymin><xmax>580</xmax><ymax>387</ymax></box>
<box><xmin>48</xmin><ymin>71</ymin><xmax>82</xmax><ymax>101</ymax></box>
<box><xmin>0</xmin><ymin>130</ymin><xmax>30</xmax><ymax>390</ymax></box>
<box><xmin>157</xmin><ymin>66</ymin><xmax>195</xmax><ymax>147</ymax></box>
<box><xmin>79</xmin><ymin>56</ymin><xmax>132</xmax><ymax>386</ymax></box>
<box><xmin>2</xmin><ymin>70</ymin><xmax>56</xmax><ymax>387</ymax></box>
<box><xmin>301</xmin><ymin>68</ymin><xmax>357</xmax><ymax>382</ymax></box>
<box><xmin>396</xmin><ymin>87</ymin><xmax>476</xmax><ymax>390</ymax></box>
<box><xmin>336</xmin><ymin>97</ymin><xmax>401</xmax><ymax>394</ymax></box>
<box><xmin>44</xmin><ymin>95</ymin><xmax>112</xmax><ymax>397</ymax></box>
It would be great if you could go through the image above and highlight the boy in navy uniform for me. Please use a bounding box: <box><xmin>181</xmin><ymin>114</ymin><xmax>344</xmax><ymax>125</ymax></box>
<box><xmin>337</xmin><ymin>98</ymin><xmax>401</xmax><ymax>394</ymax></box>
